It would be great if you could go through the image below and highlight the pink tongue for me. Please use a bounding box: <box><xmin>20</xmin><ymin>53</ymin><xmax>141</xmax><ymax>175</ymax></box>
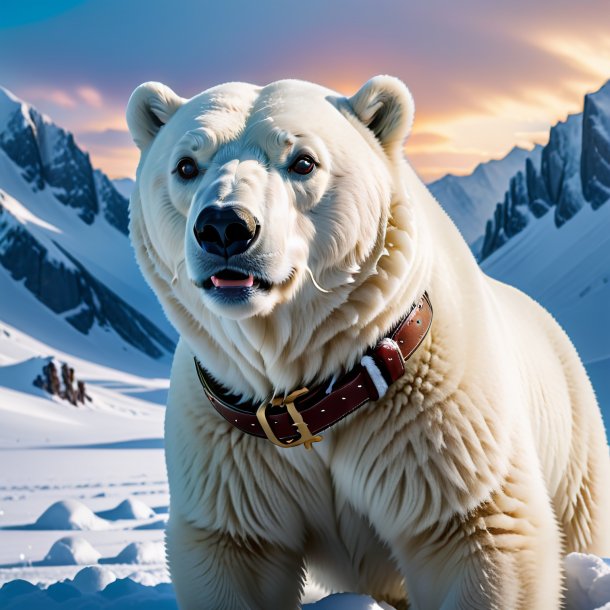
<box><xmin>211</xmin><ymin>274</ymin><xmax>254</xmax><ymax>288</ymax></box>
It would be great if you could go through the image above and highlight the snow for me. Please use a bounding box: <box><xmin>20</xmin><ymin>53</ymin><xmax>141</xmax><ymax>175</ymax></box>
<box><xmin>0</xmin><ymin>356</ymin><xmax>53</xmax><ymax>395</ymax></box>
<box><xmin>0</xmin><ymin>86</ymin><xmax>20</xmax><ymax>107</ymax></box>
<box><xmin>0</xmin><ymin>143</ymin><xmax>176</xmax><ymax>351</ymax></box>
<box><xmin>41</xmin><ymin>537</ymin><xmax>101</xmax><ymax>566</ymax></box>
<box><xmin>33</xmin><ymin>501</ymin><xmax>108</xmax><ymax>531</ymax></box>
<box><xmin>0</xmin><ymin>553</ymin><xmax>608</xmax><ymax>609</ymax></box>
<box><xmin>96</xmin><ymin>499</ymin><xmax>155</xmax><ymax>521</ymax></box>
<box><xmin>0</xmin><ymin>576</ymin><xmax>382</xmax><ymax>609</ymax></box>
<box><xmin>99</xmin><ymin>542</ymin><xmax>165</xmax><ymax>566</ymax></box>
<box><xmin>0</xmin><ymin>351</ymin><xmax>168</xmax><ymax>449</ymax></box>
<box><xmin>0</xmin><ymin>87</ymin><xmax>29</xmax><ymax>133</ymax></box>
<box><xmin>0</xmin><ymin>234</ymin><xmax>172</xmax><ymax>380</ymax></box>
<box><xmin>71</xmin><ymin>566</ymin><xmax>116</xmax><ymax>594</ymax></box>
<box><xmin>428</xmin><ymin>145</ymin><xmax>541</xmax><ymax>244</ymax></box>
<box><xmin>566</xmin><ymin>554</ymin><xmax>610</xmax><ymax>610</ymax></box>
<box><xmin>0</xmin><ymin>189</ymin><xmax>77</xmax><ymax>271</ymax></box>
<box><xmin>482</xmin><ymin>194</ymin><xmax>610</xmax><ymax>322</ymax></box>
<box><xmin>133</xmin><ymin>519</ymin><xmax>167</xmax><ymax>530</ymax></box>
<box><xmin>0</xmin><ymin>187</ymin><xmax>59</xmax><ymax>233</ymax></box>
<box><xmin>481</xmin><ymin>195</ymin><xmax>610</xmax><ymax>424</ymax></box>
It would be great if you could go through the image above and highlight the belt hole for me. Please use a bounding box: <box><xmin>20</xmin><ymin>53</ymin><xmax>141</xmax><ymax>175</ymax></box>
<box><xmin>234</xmin><ymin>419</ymin><xmax>238</xmax><ymax>423</ymax></box>
<box><xmin>321</xmin><ymin>409</ymin><xmax>326</xmax><ymax>413</ymax></box>
<box><xmin>417</xmin><ymin>319</ymin><xmax>421</xmax><ymax>325</ymax></box>
<box><xmin>341</xmin><ymin>396</ymin><xmax>346</xmax><ymax>400</ymax></box>
<box><xmin>357</xmin><ymin>384</ymin><xmax>362</xmax><ymax>388</ymax></box>
<box><xmin>251</xmin><ymin>423</ymin><xmax>255</xmax><ymax>426</ymax></box>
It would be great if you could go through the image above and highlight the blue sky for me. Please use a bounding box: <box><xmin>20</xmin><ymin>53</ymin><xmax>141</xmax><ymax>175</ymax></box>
<box><xmin>1</xmin><ymin>0</ymin><xmax>609</xmax><ymax>180</ymax></box>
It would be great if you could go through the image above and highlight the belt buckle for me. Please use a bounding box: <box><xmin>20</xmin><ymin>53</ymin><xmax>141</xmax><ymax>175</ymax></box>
<box><xmin>256</xmin><ymin>387</ymin><xmax>323</xmax><ymax>450</ymax></box>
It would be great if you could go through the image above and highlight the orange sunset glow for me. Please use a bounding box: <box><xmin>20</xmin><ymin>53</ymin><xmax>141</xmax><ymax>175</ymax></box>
<box><xmin>1</xmin><ymin>1</ymin><xmax>608</xmax><ymax>183</ymax></box>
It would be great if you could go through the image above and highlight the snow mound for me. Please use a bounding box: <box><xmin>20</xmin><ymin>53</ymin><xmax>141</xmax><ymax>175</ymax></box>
<box><xmin>0</xmin><ymin>576</ymin><xmax>387</xmax><ymax>610</ymax></box>
<box><xmin>45</xmin><ymin>581</ymin><xmax>81</xmax><ymax>602</ymax></box>
<box><xmin>100</xmin><ymin>577</ymin><xmax>150</xmax><ymax>600</ymax></box>
<box><xmin>100</xmin><ymin>541</ymin><xmax>166</xmax><ymax>565</ymax></box>
<box><xmin>566</xmin><ymin>552</ymin><xmax>610</xmax><ymax>610</ymax></box>
<box><xmin>41</xmin><ymin>536</ymin><xmax>101</xmax><ymax>566</ymax></box>
<box><xmin>71</xmin><ymin>565</ymin><xmax>117</xmax><ymax>594</ymax></box>
<box><xmin>133</xmin><ymin>518</ymin><xmax>167</xmax><ymax>530</ymax></box>
<box><xmin>0</xmin><ymin>579</ymin><xmax>38</xmax><ymax>600</ymax></box>
<box><xmin>0</xmin><ymin>553</ymin><xmax>608</xmax><ymax>608</ymax></box>
<box><xmin>0</xmin><ymin>356</ymin><xmax>52</xmax><ymax>396</ymax></box>
<box><xmin>33</xmin><ymin>499</ymin><xmax>108</xmax><ymax>530</ymax></box>
<box><xmin>126</xmin><ymin>570</ymin><xmax>159</xmax><ymax>587</ymax></box>
<box><xmin>96</xmin><ymin>498</ymin><xmax>156</xmax><ymax>520</ymax></box>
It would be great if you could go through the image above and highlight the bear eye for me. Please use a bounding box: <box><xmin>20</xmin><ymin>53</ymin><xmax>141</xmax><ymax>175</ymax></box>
<box><xmin>289</xmin><ymin>154</ymin><xmax>316</xmax><ymax>176</ymax></box>
<box><xmin>173</xmin><ymin>157</ymin><xmax>199</xmax><ymax>180</ymax></box>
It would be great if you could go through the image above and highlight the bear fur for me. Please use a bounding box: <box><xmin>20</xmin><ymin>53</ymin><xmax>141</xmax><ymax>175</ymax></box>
<box><xmin>126</xmin><ymin>75</ymin><xmax>610</xmax><ymax>609</ymax></box>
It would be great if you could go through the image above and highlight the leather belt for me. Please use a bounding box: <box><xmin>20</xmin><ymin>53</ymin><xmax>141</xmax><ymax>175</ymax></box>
<box><xmin>195</xmin><ymin>292</ymin><xmax>432</xmax><ymax>450</ymax></box>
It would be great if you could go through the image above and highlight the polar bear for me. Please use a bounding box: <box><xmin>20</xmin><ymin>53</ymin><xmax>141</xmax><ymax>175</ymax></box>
<box><xmin>126</xmin><ymin>76</ymin><xmax>610</xmax><ymax>609</ymax></box>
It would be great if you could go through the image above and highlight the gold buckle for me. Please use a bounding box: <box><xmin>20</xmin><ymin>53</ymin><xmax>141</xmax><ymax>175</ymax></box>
<box><xmin>256</xmin><ymin>387</ymin><xmax>323</xmax><ymax>450</ymax></box>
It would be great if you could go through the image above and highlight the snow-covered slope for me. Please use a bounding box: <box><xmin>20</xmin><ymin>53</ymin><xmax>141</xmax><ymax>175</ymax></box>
<box><xmin>428</xmin><ymin>81</ymin><xmax>610</xmax><ymax>424</ymax></box>
<box><xmin>475</xmin><ymin>81</ymin><xmax>610</xmax><ymax>422</ymax></box>
<box><xmin>482</xmin><ymin>174</ymin><xmax>610</xmax><ymax>424</ymax></box>
<box><xmin>0</xmin><ymin>87</ymin><xmax>175</xmax><ymax>369</ymax></box>
<box><xmin>428</xmin><ymin>145</ymin><xmax>541</xmax><ymax>244</ymax></box>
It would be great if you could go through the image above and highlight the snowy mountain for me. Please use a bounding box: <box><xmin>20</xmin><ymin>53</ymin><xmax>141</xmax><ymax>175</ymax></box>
<box><xmin>0</xmin><ymin>87</ymin><xmax>175</xmax><ymax>373</ymax></box>
<box><xmin>470</xmin><ymin>81</ymin><xmax>610</xmax><ymax>422</ymax></box>
<box><xmin>482</xmin><ymin>197</ymin><xmax>610</xmax><ymax>422</ymax></box>
<box><xmin>479</xmin><ymin>81</ymin><xmax>610</xmax><ymax>260</ymax></box>
<box><xmin>111</xmin><ymin>177</ymin><xmax>134</xmax><ymax>201</ymax></box>
<box><xmin>428</xmin><ymin>145</ymin><xmax>542</xmax><ymax>244</ymax></box>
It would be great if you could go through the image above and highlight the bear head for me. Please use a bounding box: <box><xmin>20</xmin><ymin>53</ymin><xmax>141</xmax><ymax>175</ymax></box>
<box><xmin>127</xmin><ymin>77</ymin><xmax>423</xmax><ymax>397</ymax></box>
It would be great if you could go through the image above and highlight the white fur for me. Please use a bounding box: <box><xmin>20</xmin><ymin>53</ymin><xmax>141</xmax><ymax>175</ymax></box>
<box><xmin>360</xmin><ymin>354</ymin><xmax>389</xmax><ymax>398</ymax></box>
<box><xmin>127</xmin><ymin>76</ymin><xmax>610</xmax><ymax>610</ymax></box>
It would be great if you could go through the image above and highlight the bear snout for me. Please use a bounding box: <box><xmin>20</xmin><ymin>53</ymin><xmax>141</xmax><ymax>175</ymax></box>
<box><xmin>193</xmin><ymin>205</ymin><xmax>260</xmax><ymax>257</ymax></box>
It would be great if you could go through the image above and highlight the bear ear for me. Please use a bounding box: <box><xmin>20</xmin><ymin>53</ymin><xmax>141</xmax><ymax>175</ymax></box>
<box><xmin>126</xmin><ymin>82</ymin><xmax>185</xmax><ymax>150</ymax></box>
<box><xmin>347</xmin><ymin>75</ymin><xmax>414</xmax><ymax>155</ymax></box>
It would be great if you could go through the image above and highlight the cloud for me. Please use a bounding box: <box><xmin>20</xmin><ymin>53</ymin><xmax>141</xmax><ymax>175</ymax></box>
<box><xmin>22</xmin><ymin>87</ymin><xmax>76</xmax><ymax>108</ymax></box>
<box><xmin>2</xmin><ymin>0</ymin><xmax>608</xmax><ymax>181</ymax></box>
<box><xmin>77</xmin><ymin>86</ymin><xmax>102</xmax><ymax>108</ymax></box>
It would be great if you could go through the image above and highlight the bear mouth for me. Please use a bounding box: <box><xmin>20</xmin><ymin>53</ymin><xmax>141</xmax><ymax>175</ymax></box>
<box><xmin>202</xmin><ymin>269</ymin><xmax>272</xmax><ymax>293</ymax></box>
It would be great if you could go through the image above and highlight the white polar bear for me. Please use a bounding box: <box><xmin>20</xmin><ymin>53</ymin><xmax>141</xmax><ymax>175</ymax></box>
<box><xmin>126</xmin><ymin>75</ymin><xmax>610</xmax><ymax>609</ymax></box>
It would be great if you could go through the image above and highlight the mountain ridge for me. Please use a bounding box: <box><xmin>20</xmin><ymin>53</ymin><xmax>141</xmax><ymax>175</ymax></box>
<box><xmin>428</xmin><ymin>145</ymin><xmax>542</xmax><ymax>244</ymax></box>
<box><xmin>0</xmin><ymin>86</ymin><xmax>175</xmax><ymax>371</ymax></box>
<box><xmin>480</xmin><ymin>81</ymin><xmax>610</xmax><ymax>260</ymax></box>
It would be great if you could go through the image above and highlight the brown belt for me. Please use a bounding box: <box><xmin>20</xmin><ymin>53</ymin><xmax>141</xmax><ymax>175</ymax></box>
<box><xmin>195</xmin><ymin>292</ymin><xmax>432</xmax><ymax>450</ymax></box>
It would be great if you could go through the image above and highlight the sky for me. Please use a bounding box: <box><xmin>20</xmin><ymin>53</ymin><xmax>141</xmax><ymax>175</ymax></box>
<box><xmin>0</xmin><ymin>0</ymin><xmax>609</xmax><ymax>182</ymax></box>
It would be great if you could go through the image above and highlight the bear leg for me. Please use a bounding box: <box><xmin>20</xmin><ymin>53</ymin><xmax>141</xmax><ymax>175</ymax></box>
<box><xmin>166</xmin><ymin>514</ymin><xmax>305</xmax><ymax>610</ymax></box>
<box><xmin>383</xmin><ymin>458</ymin><xmax>563</xmax><ymax>609</ymax></box>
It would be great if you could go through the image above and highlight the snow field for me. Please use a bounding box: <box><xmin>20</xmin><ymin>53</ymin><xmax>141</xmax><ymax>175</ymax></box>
<box><xmin>0</xmin><ymin>554</ymin><xmax>608</xmax><ymax>609</ymax></box>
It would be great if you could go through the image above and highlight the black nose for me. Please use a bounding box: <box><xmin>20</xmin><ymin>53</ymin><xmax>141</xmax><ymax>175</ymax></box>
<box><xmin>193</xmin><ymin>206</ymin><xmax>259</xmax><ymax>257</ymax></box>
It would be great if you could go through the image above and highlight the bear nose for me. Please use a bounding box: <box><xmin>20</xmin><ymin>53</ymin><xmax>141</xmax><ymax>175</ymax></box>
<box><xmin>193</xmin><ymin>205</ymin><xmax>259</xmax><ymax>257</ymax></box>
